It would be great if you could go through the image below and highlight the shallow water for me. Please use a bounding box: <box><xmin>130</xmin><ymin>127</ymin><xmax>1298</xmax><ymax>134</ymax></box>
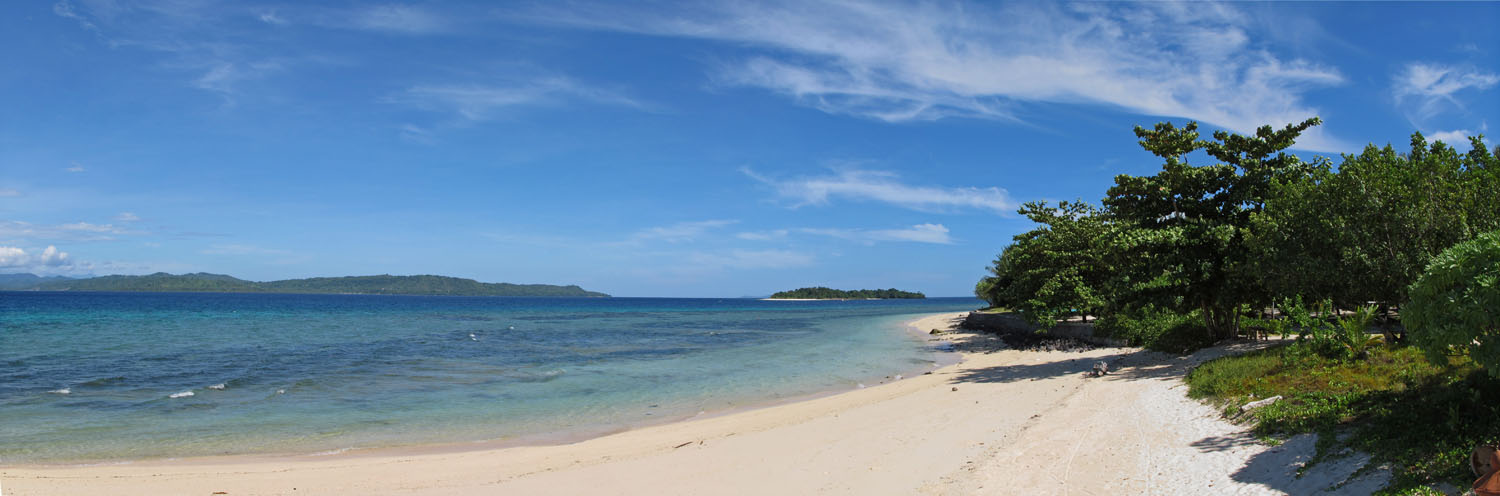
<box><xmin>0</xmin><ymin>292</ymin><xmax>978</xmax><ymax>463</ymax></box>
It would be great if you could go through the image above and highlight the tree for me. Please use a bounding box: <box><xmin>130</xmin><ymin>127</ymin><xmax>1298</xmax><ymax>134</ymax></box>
<box><xmin>1405</xmin><ymin>230</ymin><xmax>1500</xmax><ymax>376</ymax></box>
<box><xmin>980</xmin><ymin>200</ymin><xmax>1110</xmax><ymax>327</ymax></box>
<box><xmin>1104</xmin><ymin>118</ymin><xmax>1322</xmax><ymax>340</ymax></box>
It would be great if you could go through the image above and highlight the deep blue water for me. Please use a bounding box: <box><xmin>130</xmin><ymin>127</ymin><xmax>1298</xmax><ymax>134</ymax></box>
<box><xmin>0</xmin><ymin>292</ymin><xmax>980</xmax><ymax>463</ymax></box>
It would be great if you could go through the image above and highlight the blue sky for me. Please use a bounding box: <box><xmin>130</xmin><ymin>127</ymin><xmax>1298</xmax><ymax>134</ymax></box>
<box><xmin>1</xmin><ymin>1</ymin><xmax>1496</xmax><ymax>297</ymax></box>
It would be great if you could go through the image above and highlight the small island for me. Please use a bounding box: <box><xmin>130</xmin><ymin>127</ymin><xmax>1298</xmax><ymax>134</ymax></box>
<box><xmin>765</xmin><ymin>287</ymin><xmax>925</xmax><ymax>300</ymax></box>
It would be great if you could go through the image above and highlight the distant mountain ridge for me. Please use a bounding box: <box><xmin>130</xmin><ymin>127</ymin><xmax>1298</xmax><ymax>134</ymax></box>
<box><xmin>0</xmin><ymin>272</ymin><xmax>609</xmax><ymax>297</ymax></box>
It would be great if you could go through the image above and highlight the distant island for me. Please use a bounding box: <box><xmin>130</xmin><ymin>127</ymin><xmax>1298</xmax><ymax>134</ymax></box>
<box><xmin>766</xmin><ymin>287</ymin><xmax>925</xmax><ymax>300</ymax></box>
<box><xmin>0</xmin><ymin>272</ymin><xmax>609</xmax><ymax>297</ymax></box>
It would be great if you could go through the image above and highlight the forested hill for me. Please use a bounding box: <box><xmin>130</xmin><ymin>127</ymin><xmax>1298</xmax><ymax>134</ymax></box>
<box><xmin>1</xmin><ymin>272</ymin><xmax>610</xmax><ymax>297</ymax></box>
<box><xmin>768</xmin><ymin>287</ymin><xmax>925</xmax><ymax>299</ymax></box>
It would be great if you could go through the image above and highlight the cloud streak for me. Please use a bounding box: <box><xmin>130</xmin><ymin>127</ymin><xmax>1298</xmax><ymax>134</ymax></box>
<box><xmin>801</xmin><ymin>223</ymin><xmax>953</xmax><ymax>245</ymax></box>
<box><xmin>622</xmin><ymin>220</ymin><xmax>738</xmax><ymax>245</ymax></box>
<box><xmin>0</xmin><ymin>220</ymin><xmax>136</xmax><ymax>242</ymax></box>
<box><xmin>745</xmin><ymin>168</ymin><xmax>1013</xmax><ymax>214</ymax></box>
<box><xmin>396</xmin><ymin>76</ymin><xmax>648</xmax><ymax>121</ymax></box>
<box><xmin>1393</xmin><ymin>63</ymin><xmax>1499</xmax><ymax>122</ymax></box>
<box><xmin>517</xmin><ymin>1</ymin><xmax>1350</xmax><ymax>151</ymax></box>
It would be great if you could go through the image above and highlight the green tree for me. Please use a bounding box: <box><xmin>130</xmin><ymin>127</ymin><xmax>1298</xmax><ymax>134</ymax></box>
<box><xmin>1103</xmin><ymin>118</ymin><xmax>1322</xmax><ymax>340</ymax></box>
<box><xmin>1405</xmin><ymin>230</ymin><xmax>1500</xmax><ymax>376</ymax></box>
<box><xmin>980</xmin><ymin>200</ymin><xmax>1110</xmax><ymax>327</ymax></box>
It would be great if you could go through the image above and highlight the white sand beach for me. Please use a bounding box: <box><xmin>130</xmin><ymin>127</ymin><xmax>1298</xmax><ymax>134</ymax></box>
<box><xmin>0</xmin><ymin>312</ymin><xmax>1387</xmax><ymax>495</ymax></box>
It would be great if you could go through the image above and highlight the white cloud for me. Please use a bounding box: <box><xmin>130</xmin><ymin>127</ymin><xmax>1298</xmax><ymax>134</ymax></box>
<box><xmin>396</xmin><ymin>77</ymin><xmax>647</xmax><ymax>121</ymax></box>
<box><xmin>259</xmin><ymin>11</ymin><xmax>287</xmax><ymax>25</ymax></box>
<box><xmin>353</xmin><ymin>5</ymin><xmax>447</xmax><ymax>34</ymax></box>
<box><xmin>65</xmin><ymin>162</ymin><xmax>85</xmax><ymax>173</ymax></box>
<box><xmin>0</xmin><ymin>220</ymin><xmax>134</xmax><ymax>242</ymax></box>
<box><xmin>745</xmin><ymin>168</ymin><xmax>1014</xmax><ymax>214</ymax></box>
<box><xmin>800</xmin><ymin>223</ymin><xmax>952</xmax><ymax>245</ymax></box>
<box><xmin>625</xmin><ymin>220</ymin><xmax>738</xmax><ymax>244</ymax></box>
<box><xmin>0</xmin><ymin>245</ymin><xmax>72</xmax><ymax>271</ymax></box>
<box><xmin>1394</xmin><ymin>63</ymin><xmax>1500</xmax><ymax>121</ymax></box>
<box><xmin>1428</xmin><ymin>123</ymin><xmax>1491</xmax><ymax>147</ymax></box>
<box><xmin>736</xmin><ymin>229</ymin><xmax>789</xmax><ymax>241</ymax></box>
<box><xmin>520</xmin><ymin>1</ymin><xmax>1350</xmax><ymax>151</ymax></box>
<box><xmin>52</xmin><ymin>1</ymin><xmax>97</xmax><ymax>31</ymax></box>
<box><xmin>114</xmin><ymin>212</ymin><xmax>141</xmax><ymax>222</ymax></box>
<box><xmin>686</xmin><ymin>249</ymin><xmax>813</xmax><ymax>270</ymax></box>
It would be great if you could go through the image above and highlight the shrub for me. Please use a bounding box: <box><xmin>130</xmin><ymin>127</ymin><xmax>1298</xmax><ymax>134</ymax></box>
<box><xmin>1280</xmin><ymin>296</ymin><xmax>1380</xmax><ymax>360</ymax></box>
<box><xmin>1095</xmin><ymin>305</ymin><xmax>1214</xmax><ymax>353</ymax></box>
<box><xmin>1406</xmin><ymin>230</ymin><xmax>1500</xmax><ymax>376</ymax></box>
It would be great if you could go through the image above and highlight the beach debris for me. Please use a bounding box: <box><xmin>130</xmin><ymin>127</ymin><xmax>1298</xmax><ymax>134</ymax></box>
<box><xmin>1240</xmin><ymin>395</ymin><xmax>1283</xmax><ymax>413</ymax></box>
<box><xmin>952</xmin><ymin>387</ymin><xmax>958</xmax><ymax>392</ymax></box>
<box><xmin>894</xmin><ymin>374</ymin><xmax>903</xmax><ymax>381</ymax></box>
<box><xmin>857</xmin><ymin>383</ymin><xmax>867</xmax><ymax>389</ymax></box>
<box><xmin>673</xmin><ymin>441</ymin><xmax>694</xmax><ymax>449</ymax></box>
<box><xmin>929</xmin><ymin>328</ymin><xmax>943</xmax><ymax>334</ymax></box>
<box><xmin>1091</xmin><ymin>361</ymin><xmax>1110</xmax><ymax>377</ymax></box>
<box><xmin>169</xmin><ymin>390</ymin><xmax>194</xmax><ymax>399</ymax></box>
<box><xmin>208</xmin><ymin>383</ymin><xmax>226</xmax><ymax>390</ymax></box>
<box><xmin>48</xmin><ymin>388</ymin><xmax>71</xmax><ymax>395</ymax></box>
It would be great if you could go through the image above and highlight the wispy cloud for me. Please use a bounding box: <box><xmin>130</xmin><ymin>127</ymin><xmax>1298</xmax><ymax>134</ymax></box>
<box><xmin>517</xmin><ymin>1</ymin><xmax>1350</xmax><ymax>151</ymax></box>
<box><xmin>65</xmin><ymin>162</ymin><xmax>85</xmax><ymax>173</ymax></box>
<box><xmin>801</xmin><ymin>223</ymin><xmax>952</xmax><ymax>245</ymax></box>
<box><xmin>745</xmin><ymin>167</ymin><xmax>1014</xmax><ymax>214</ymax></box>
<box><xmin>0</xmin><ymin>245</ymin><xmax>72</xmax><ymax>271</ymax></box>
<box><xmin>736</xmin><ymin>229</ymin><xmax>789</xmax><ymax>241</ymax></box>
<box><xmin>258</xmin><ymin>10</ymin><xmax>287</xmax><ymax>26</ymax></box>
<box><xmin>0</xmin><ymin>189</ymin><xmax>18</xmax><ymax>197</ymax></box>
<box><xmin>1394</xmin><ymin>63</ymin><xmax>1500</xmax><ymax>122</ymax></box>
<box><xmin>623</xmin><ymin>220</ymin><xmax>738</xmax><ymax>244</ymax></box>
<box><xmin>1428</xmin><ymin>123</ymin><xmax>1490</xmax><ymax>147</ymax></box>
<box><xmin>395</xmin><ymin>76</ymin><xmax>648</xmax><ymax>121</ymax></box>
<box><xmin>0</xmin><ymin>220</ymin><xmax>136</xmax><ymax>242</ymax></box>
<box><xmin>685</xmin><ymin>249</ymin><xmax>813</xmax><ymax>270</ymax></box>
<box><xmin>114</xmin><ymin>212</ymin><xmax>142</xmax><ymax>222</ymax></box>
<box><xmin>352</xmin><ymin>5</ymin><xmax>448</xmax><ymax>34</ymax></box>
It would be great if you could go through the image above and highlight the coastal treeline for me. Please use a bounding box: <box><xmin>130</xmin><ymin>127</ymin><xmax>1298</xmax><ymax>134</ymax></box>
<box><xmin>977</xmin><ymin>118</ymin><xmax>1500</xmax><ymax>491</ymax></box>
<box><xmin>977</xmin><ymin>118</ymin><xmax>1499</xmax><ymax>350</ymax></box>
<box><xmin>5</xmin><ymin>272</ymin><xmax>610</xmax><ymax>297</ymax></box>
<box><xmin>769</xmin><ymin>287</ymin><xmax>925</xmax><ymax>299</ymax></box>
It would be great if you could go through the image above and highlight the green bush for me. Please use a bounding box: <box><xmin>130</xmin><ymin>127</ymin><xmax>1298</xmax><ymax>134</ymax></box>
<box><xmin>1406</xmin><ymin>230</ymin><xmax>1500</xmax><ymax>377</ymax></box>
<box><xmin>1095</xmin><ymin>305</ymin><xmax>1214</xmax><ymax>353</ymax></box>
<box><xmin>1280</xmin><ymin>296</ymin><xmax>1380</xmax><ymax>361</ymax></box>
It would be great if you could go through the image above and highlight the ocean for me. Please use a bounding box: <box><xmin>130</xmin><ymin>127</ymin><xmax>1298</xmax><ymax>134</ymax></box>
<box><xmin>0</xmin><ymin>292</ymin><xmax>979</xmax><ymax>463</ymax></box>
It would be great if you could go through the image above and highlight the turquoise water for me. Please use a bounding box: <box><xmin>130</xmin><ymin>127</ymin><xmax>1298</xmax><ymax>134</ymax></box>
<box><xmin>0</xmin><ymin>292</ymin><xmax>979</xmax><ymax>463</ymax></box>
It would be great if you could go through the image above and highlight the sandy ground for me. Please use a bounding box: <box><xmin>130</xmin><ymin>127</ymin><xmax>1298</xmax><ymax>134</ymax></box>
<box><xmin>0</xmin><ymin>312</ymin><xmax>1389</xmax><ymax>495</ymax></box>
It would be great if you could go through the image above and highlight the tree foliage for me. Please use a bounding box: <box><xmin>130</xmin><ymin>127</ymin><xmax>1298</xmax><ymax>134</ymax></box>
<box><xmin>1405</xmin><ymin>230</ymin><xmax>1500</xmax><ymax>376</ymax></box>
<box><xmin>1103</xmin><ymin>118</ymin><xmax>1322</xmax><ymax>340</ymax></box>
<box><xmin>978</xmin><ymin>200</ymin><xmax>1109</xmax><ymax>327</ymax></box>
<box><xmin>978</xmin><ymin>118</ymin><xmax>1499</xmax><ymax>349</ymax></box>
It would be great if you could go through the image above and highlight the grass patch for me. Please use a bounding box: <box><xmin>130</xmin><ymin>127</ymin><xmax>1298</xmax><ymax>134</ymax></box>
<box><xmin>1187</xmin><ymin>342</ymin><xmax>1500</xmax><ymax>494</ymax></box>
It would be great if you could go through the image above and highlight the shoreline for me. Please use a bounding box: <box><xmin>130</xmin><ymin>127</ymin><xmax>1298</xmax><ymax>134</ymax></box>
<box><xmin>1</xmin><ymin>311</ymin><xmax>964</xmax><ymax>468</ymax></box>
<box><xmin>1</xmin><ymin>311</ymin><xmax>1386</xmax><ymax>495</ymax></box>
